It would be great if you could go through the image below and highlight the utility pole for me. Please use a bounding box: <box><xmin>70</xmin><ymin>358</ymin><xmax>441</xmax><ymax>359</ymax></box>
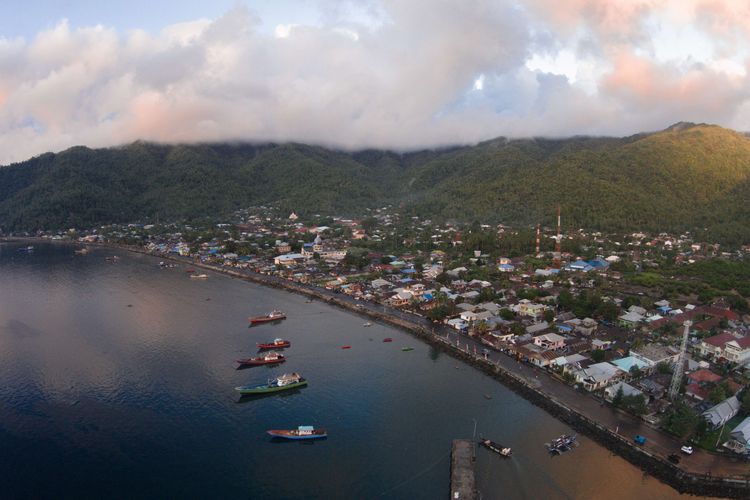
<box><xmin>668</xmin><ymin>320</ymin><xmax>692</xmax><ymax>400</ymax></box>
<box><xmin>553</xmin><ymin>206</ymin><xmax>562</xmax><ymax>268</ymax></box>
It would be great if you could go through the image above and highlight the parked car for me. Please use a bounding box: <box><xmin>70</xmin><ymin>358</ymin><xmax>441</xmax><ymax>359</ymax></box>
<box><xmin>634</xmin><ymin>435</ymin><xmax>647</xmax><ymax>445</ymax></box>
<box><xmin>680</xmin><ymin>445</ymin><xmax>694</xmax><ymax>455</ymax></box>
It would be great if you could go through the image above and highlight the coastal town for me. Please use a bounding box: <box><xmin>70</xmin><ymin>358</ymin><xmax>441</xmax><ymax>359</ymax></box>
<box><xmin>14</xmin><ymin>204</ymin><xmax>750</xmax><ymax>474</ymax></box>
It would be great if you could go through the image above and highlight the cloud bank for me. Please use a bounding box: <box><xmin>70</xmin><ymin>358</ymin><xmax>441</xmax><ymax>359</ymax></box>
<box><xmin>1</xmin><ymin>0</ymin><xmax>750</xmax><ymax>164</ymax></box>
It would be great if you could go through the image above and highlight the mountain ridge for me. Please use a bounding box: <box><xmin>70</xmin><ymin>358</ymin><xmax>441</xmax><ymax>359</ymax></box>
<box><xmin>1</xmin><ymin>123</ymin><xmax>749</xmax><ymax>244</ymax></box>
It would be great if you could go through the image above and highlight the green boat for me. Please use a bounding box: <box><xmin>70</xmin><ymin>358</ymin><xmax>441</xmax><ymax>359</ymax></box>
<box><xmin>235</xmin><ymin>372</ymin><xmax>307</xmax><ymax>395</ymax></box>
<box><xmin>402</xmin><ymin>347</ymin><xmax>414</xmax><ymax>352</ymax></box>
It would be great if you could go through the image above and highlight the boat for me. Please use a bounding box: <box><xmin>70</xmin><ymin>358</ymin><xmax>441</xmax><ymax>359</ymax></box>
<box><xmin>189</xmin><ymin>274</ymin><xmax>208</xmax><ymax>279</ymax></box>
<box><xmin>235</xmin><ymin>372</ymin><xmax>307</xmax><ymax>395</ymax></box>
<box><xmin>363</xmin><ymin>322</ymin><xmax>373</xmax><ymax>327</ymax></box>
<box><xmin>105</xmin><ymin>255</ymin><xmax>119</xmax><ymax>262</ymax></box>
<box><xmin>383</xmin><ymin>338</ymin><xmax>393</xmax><ymax>343</ymax></box>
<box><xmin>401</xmin><ymin>347</ymin><xmax>414</xmax><ymax>351</ymax></box>
<box><xmin>17</xmin><ymin>245</ymin><xmax>34</xmax><ymax>253</ymax></box>
<box><xmin>74</xmin><ymin>248</ymin><xmax>89</xmax><ymax>255</ymax></box>
<box><xmin>479</xmin><ymin>439</ymin><xmax>512</xmax><ymax>457</ymax></box>
<box><xmin>236</xmin><ymin>351</ymin><xmax>286</xmax><ymax>366</ymax></box>
<box><xmin>267</xmin><ymin>426</ymin><xmax>327</xmax><ymax>440</ymax></box>
<box><xmin>185</xmin><ymin>268</ymin><xmax>196</xmax><ymax>273</ymax></box>
<box><xmin>545</xmin><ymin>434</ymin><xmax>578</xmax><ymax>454</ymax></box>
<box><xmin>257</xmin><ymin>338</ymin><xmax>291</xmax><ymax>350</ymax></box>
<box><xmin>341</xmin><ymin>345</ymin><xmax>352</xmax><ymax>349</ymax></box>
<box><xmin>249</xmin><ymin>310</ymin><xmax>286</xmax><ymax>325</ymax></box>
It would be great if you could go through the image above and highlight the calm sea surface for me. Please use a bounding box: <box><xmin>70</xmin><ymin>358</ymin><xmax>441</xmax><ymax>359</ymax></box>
<box><xmin>0</xmin><ymin>243</ymin><xmax>693</xmax><ymax>499</ymax></box>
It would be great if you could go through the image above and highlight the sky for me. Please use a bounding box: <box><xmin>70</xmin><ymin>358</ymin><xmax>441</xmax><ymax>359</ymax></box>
<box><xmin>1</xmin><ymin>0</ymin><xmax>750</xmax><ymax>164</ymax></box>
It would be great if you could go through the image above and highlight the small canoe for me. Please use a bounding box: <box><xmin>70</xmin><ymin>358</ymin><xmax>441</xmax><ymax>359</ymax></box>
<box><xmin>401</xmin><ymin>347</ymin><xmax>414</xmax><ymax>352</ymax></box>
<box><xmin>363</xmin><ymin>322</ymin><xmax>372</xmax><ymax>327</ymax></box>
<box><xmin>383</xmin><ymin>338</ymin><xmax>393</xmax><ymax>343</ymax></box>
<box><xmin>341</xmin><ymin>345</ymin><xmax>352</xmax><ymax>349</ymax></box>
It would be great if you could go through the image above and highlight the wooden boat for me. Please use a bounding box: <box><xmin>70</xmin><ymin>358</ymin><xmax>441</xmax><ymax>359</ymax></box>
<box><xmin>257</xmin><ymin>338</ymin><xmax>291</xmax><ymax>350</ymax></box>
<box><xmin>189</xmin><ymin>274</ymin><xmax>208</xmax><ymax>279</ymax></box>
<box><xmin>267</xmin><ymin>426</ymin><xmax>327</xmax><ymax>440</ymax></box>
<box><xmin>235</xmin><ymin>372</ymin><xmax>307</xmax><ymax>395</ymax></box>
<box><xmin>363</xmin><ymin>322</ymin><xmax>373</xmax><ymax>327</ymax></box>
<box><xmin>236</xmin><ymin>351</ymin><xmax>286</xmax><ymax>366</ymax></box>
<box><xmin>249</xmin><ymin>310</ymin><xmax>286</xmax><ymax>325</ymax></box>
<box><xmin>401</xmin><ymin>347</ymin><xmax>414</xmax><ymax>351</ymax></box>
<box><xmin>74</xmin><ymin>248</ymin><xmax>89</xmax><ymax>255</ymax></box>
<box><xmin>480</xmin><ymin>439</ymin><xmax>512</xmax><ymax>457</ymax></box>
<box><xmin>341</xmin><ymin>345</ymin><xmax>352</xmax><ymax>349</ymax></box>
<box><xmin>383</xmin><ymin>338</ymin><xmax>393</xmax><ymax>343</ymax></box>
<box><xmin>185</xmin><ymin>268</ymin><xmax>196</xmax><ymax>273</ymax></box>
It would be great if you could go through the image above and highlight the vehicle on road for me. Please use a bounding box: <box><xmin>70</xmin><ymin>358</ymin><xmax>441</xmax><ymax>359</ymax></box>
<box><xmin>634</xmin><ymin>435</ymin><xmax>647</xmax><ymax>445</ymax></box>
<box><xmin>680</xmin><ymin>445</ymin><xmax>694</xmax><ymax>455</ymax></box>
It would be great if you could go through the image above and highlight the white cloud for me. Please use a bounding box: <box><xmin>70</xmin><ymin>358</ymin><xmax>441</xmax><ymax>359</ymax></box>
<box><xmin>1</xmin><ymin>0</ymin><xmax>750</xmax><ymax>165</ymax></box>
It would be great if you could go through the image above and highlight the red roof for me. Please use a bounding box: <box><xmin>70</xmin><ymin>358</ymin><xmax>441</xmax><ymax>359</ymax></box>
<box><xmin>687</xmin><ymin>369</ymin><xmax>722</xmax><ymax>384</ymax></box>
<box><xmin>685</xmin><ymin>383</ymin><xmax>710</xmax><ymax>400</ymax></box>
<box><xmin>703</xmin><ymin>332</ymin><xmax>739</xmax><ymax>348</ymax></box>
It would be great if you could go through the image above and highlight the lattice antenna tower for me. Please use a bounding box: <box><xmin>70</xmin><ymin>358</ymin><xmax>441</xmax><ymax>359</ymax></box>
<box><xmin>668</xmin><ymin>320</ymin><xmax>692</xmax><ymax>400</ymax></box>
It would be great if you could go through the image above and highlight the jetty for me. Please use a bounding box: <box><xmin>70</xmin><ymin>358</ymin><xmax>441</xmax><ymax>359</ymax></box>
<box><xmin>450</xmin><ymin>439</ymin><xmax>476</xmax><ymax>500</ymax></box>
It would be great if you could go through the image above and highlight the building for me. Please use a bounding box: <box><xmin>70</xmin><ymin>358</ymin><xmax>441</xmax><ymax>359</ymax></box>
<box><xmin>703</xmin><ymin>396</ymin><xmax>741</xmax><ymax>430</ymax></box>
<box><xmin>533</xmin><ymin>333</ymin><xmax>565</xmax><ymax>350</ymax></box>
<box><xmin>699</xmin><ymin>332</ymin><xmax>750</xmax><ymax>364</ymax></box>
<box><xmin>574</xmin><ymin>362</ymin><xmax>625</xmax><ymax>391</ymax></box>
<box><xmin>603</xmin><ymin>381</ymin><xmax>644</xmax><ymax>402</ymax></box>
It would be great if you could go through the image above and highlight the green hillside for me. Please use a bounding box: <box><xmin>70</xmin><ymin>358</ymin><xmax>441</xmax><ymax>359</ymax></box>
<box><xmin>1</xmin><ymin>123</ymin><xmax>750</xmax><ymax>244</ymax></box>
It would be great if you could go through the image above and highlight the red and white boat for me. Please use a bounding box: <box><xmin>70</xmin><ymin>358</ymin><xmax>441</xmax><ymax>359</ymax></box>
<box><xmin>237</xmin><ymin>351</ymin><xmax>286</xmax><ymax>367</ymax></box>
<box><xmin>249</xmin><ymin>310</ymin><xmax>286</xmax><ymax>325</ymax></box>
<box><xmin>257</xmin><ymin>338</ymin><xmax>291</xmax><ymax>350</ymax></box>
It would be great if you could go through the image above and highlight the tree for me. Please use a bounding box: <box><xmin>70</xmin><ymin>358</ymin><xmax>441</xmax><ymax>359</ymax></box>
<box><xmin>543</xmin><ymin>309</ymin><xmax>555</xmax><ymax>323</ymax></box>
<box><xmin>666</xmin><ymin>403</ymin><xmax>701</xmax><ymax>439</ymax></box>
<box><xmin>629</xmin><ymin>365</ymin><xmax>643</xmax><ymax>379</ymax></box>
<box><xmin>612</xmin><ymin>385</ymin><xmax>624</xmax><ymax>407</ymax></box>
<box><xmin>623</xmin><ymin>394</ymin><xmax>648</xmax><ymax>415</ymax></box>
<box><xmin>591</xmin><ymin>349</ymin><xmax>605</xmax><ymax>363</ymax></box>
<box><xmin>741</xmin><ymin>390</ymin><xmax>750</xmax><ymax>415</ymax></box>
<box><xmin>499</xmin><ymin>308</ymin><xmax>515</xmax><ymax>321</ymax></box>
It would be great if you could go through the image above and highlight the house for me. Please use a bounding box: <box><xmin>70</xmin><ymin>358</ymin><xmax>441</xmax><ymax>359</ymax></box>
<box><xmin>703</xmin><ymin>396</ymin><xmax>741</xmax><ymax>429</ymax></box>
<box><xmin>611</xmin><ymin>356</ymin><xmax>653</xmax><ymax>375</ymax></box>
<box><xmin>574</xmin><ymin>362</ymin><xmax>625</xmax><ymax>391</ymax></box>
<box><xmin>729</xmin><ymin>417</ymin><xmax>750</xmax><ymax>450</ymax></box>
<box><xmin>526</xmin><ymin>321</ymin><xmax>550</xmax><ymax>335</ymax></box>
<box><xmin>565</xmin><ymin>260</ymin><xmax>593</xmax><ymax>272</ymax></box>
<box><xmin>553</xmin><ymin>353</ymin><xmax>588</xmax><ymax>368</ymax></box>
<box><xmin>630</xmin><ymin>344</ymin><xmax>680</xmax><ymax>367</ymax></box>
<box><xmin>516</xmin><ymin>300</ymin><xmax>548</xmax><ymax>319</ymax></box>
<box><xmin>533</xmin><ymin>332</ymin><xmax>565</xmax><ymax>350</ymax></box>
<box><xmin>389</xmin><ymin>290</ymin><xmax>413</xmax><ymax>307</ymax></box>
<box><xmin>603</xmin><ymin>381</ymin><xmax>644</xmax><ymax>402</ymax></box>
<box><xmin>517</xmin><ymin>343</ymin><xmax>559</xmax><ymax>367</ymax></box>
<box><xmin>274</xmin><ymin>253</ymin><xmax>305</xmax><ymax>266</ymax></box>
<box><xmin>618</xmin><ymin>311</ymin><xmax>644</xmax><ymax>328</ymax></box>
<box><xmin>699</xmin><ymin>332</ymin><xmax>750</xmax><ymax>364</ymax></box>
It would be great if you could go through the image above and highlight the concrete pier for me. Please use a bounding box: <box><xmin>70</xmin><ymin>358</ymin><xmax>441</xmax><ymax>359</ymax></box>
<box><xmin>450</xmin><ymin>439</ymin><xmax>476</xmax><ymax>500</ymax></box>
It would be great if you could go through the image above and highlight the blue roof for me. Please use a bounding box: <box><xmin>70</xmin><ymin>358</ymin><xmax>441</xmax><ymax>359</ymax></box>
<box><xmin>612</xmin><ymin>356</ymin><xmax>651</xmax><ymax>372</ymax></box>
<box><xmin>556</xmin><ymin>324</ymin><xmax>574</xmax><ymax>332</ymax></box>
<box><xmin>587</xmin><ymin>258</ymin><xmax>609</xmax><ymax>268</ymax></box>
<box><xmin>401</xmin><ymin>268</ymin><xmax>416</xmax><ymax>274</ymax></box>
<box><xmin>400</xmin><ymin>277</ymin><xmax>414</xmax><ymax>283</ymax></box>
<box><xmin>657</xmin><ymin>306</ymin><xmax>671</xmax><ymax>313</ymax></box>
<box><xmin>499</xmin><ymin>264</ymin><xmax>514</xmax><ymax>269</ymax></box>
<box><xmin>423</xmin><ymin>293</ymin><xmax>434</xmax><ymax>301</ymax></box>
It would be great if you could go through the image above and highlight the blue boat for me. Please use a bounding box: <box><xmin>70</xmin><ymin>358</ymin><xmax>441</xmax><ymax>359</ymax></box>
<box><xmin>267</xmin><ymin>426</ymin><xmax>327</xmax><ymax>440</ymax></box>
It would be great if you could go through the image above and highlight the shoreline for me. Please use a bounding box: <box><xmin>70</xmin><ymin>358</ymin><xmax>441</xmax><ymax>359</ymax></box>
<box><xmin>6</xmin><ymin>237</ymin><xmax>750</xmax><ymax>497</ymax></box>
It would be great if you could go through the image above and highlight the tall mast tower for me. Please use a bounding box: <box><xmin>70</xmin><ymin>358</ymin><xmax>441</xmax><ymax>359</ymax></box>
<box><xmin>535</xmin><ymin>224</ymin><xmax>541</xmax><ymax>255</ymax></box>
<box><xmin>553</xmin><ymin>205</ymin><xmax>562</xmax><ymax>268</ymax></box>
<box><xmin>668</xmin><ymin>321</ymin><xmax>692</xmax><ymax>400</ymax></box>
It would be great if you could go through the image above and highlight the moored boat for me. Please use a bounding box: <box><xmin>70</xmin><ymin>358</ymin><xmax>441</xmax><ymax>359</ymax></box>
<box><xmin>545</xmin><ymin>434</ymin><xmax>578</xmax><ymax>454</ymax></box>
<box><xmin>363</xmin><ymin>322</ymin><xmax>372</xmax><ymax>327</ymax></box>
<box><xmin>235</xmin><ymin>372</ymin><xmax>307</xmax><ymax>395</ymax></box>
<box><xmin>236</xmin><ymin>351</ymin><xmax>286</xmax><ymax>366</ymax></box>
<box><xmin>249</xmin><ymin>310</ymin><xmax>286</xmax><ymax>325</ymax></box>
<box><xmin>267</xmin><ymin>426</ymin><xmax>327</xmax><ymax>440</ymax></box>
<box><xmin>341</xmin><ymin>345</ymin><xmax>352</xmax><ymax>349</ymax></box>
<box><xmin>383</xmin><ymin>338</ymin><xmax>393</xmax><ymax>343</ymax></box>
<box><xmin>189</xmin><ymin>273</ymin><xmax>208</xmax><ymax>279</ymax></box>
<box><xmin>479</xmin><ymin>439</ymin><xmax>512</xmax><ymax>457</ymax></box>
<box><xmin>257</xmin><ymin>338</ymin><xmax>291</xmax><ymax>350</ymax></box>
<box><xmin>401</xmin><ymin>347</ymin><xmax>414</xmax><ymax>351</ymax></box>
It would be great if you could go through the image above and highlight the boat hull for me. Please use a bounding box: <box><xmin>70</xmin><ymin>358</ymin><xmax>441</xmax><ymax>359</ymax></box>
<box><xmin>235</xmin><ymin>379</ymin><xmax>307</xmax><ymax>395</ymax></box>
<box><xmin>249</xmin><ymin>315</ymin><xmax>286</xmax><ymax>325</ymax></box>
<box><xmin>236</xmin><ymin>357</ymin><xmax>286</xmax><ymax>366</ymax></box>
<box><xmin>267</xmin><ymin>429</ymin><xmax>327</xmax><ymax>440</ymax></box>
<box><xmin>257</xmin><ymin>342</ymin><xmax>291</xmax><ymax>350</ymax></box>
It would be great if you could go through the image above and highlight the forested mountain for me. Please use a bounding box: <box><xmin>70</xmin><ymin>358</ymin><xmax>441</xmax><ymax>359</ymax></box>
<box><xmin>2</xmin><ymin>123</ymin><xmax>750</xmax><ymax>243</ymax></box>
